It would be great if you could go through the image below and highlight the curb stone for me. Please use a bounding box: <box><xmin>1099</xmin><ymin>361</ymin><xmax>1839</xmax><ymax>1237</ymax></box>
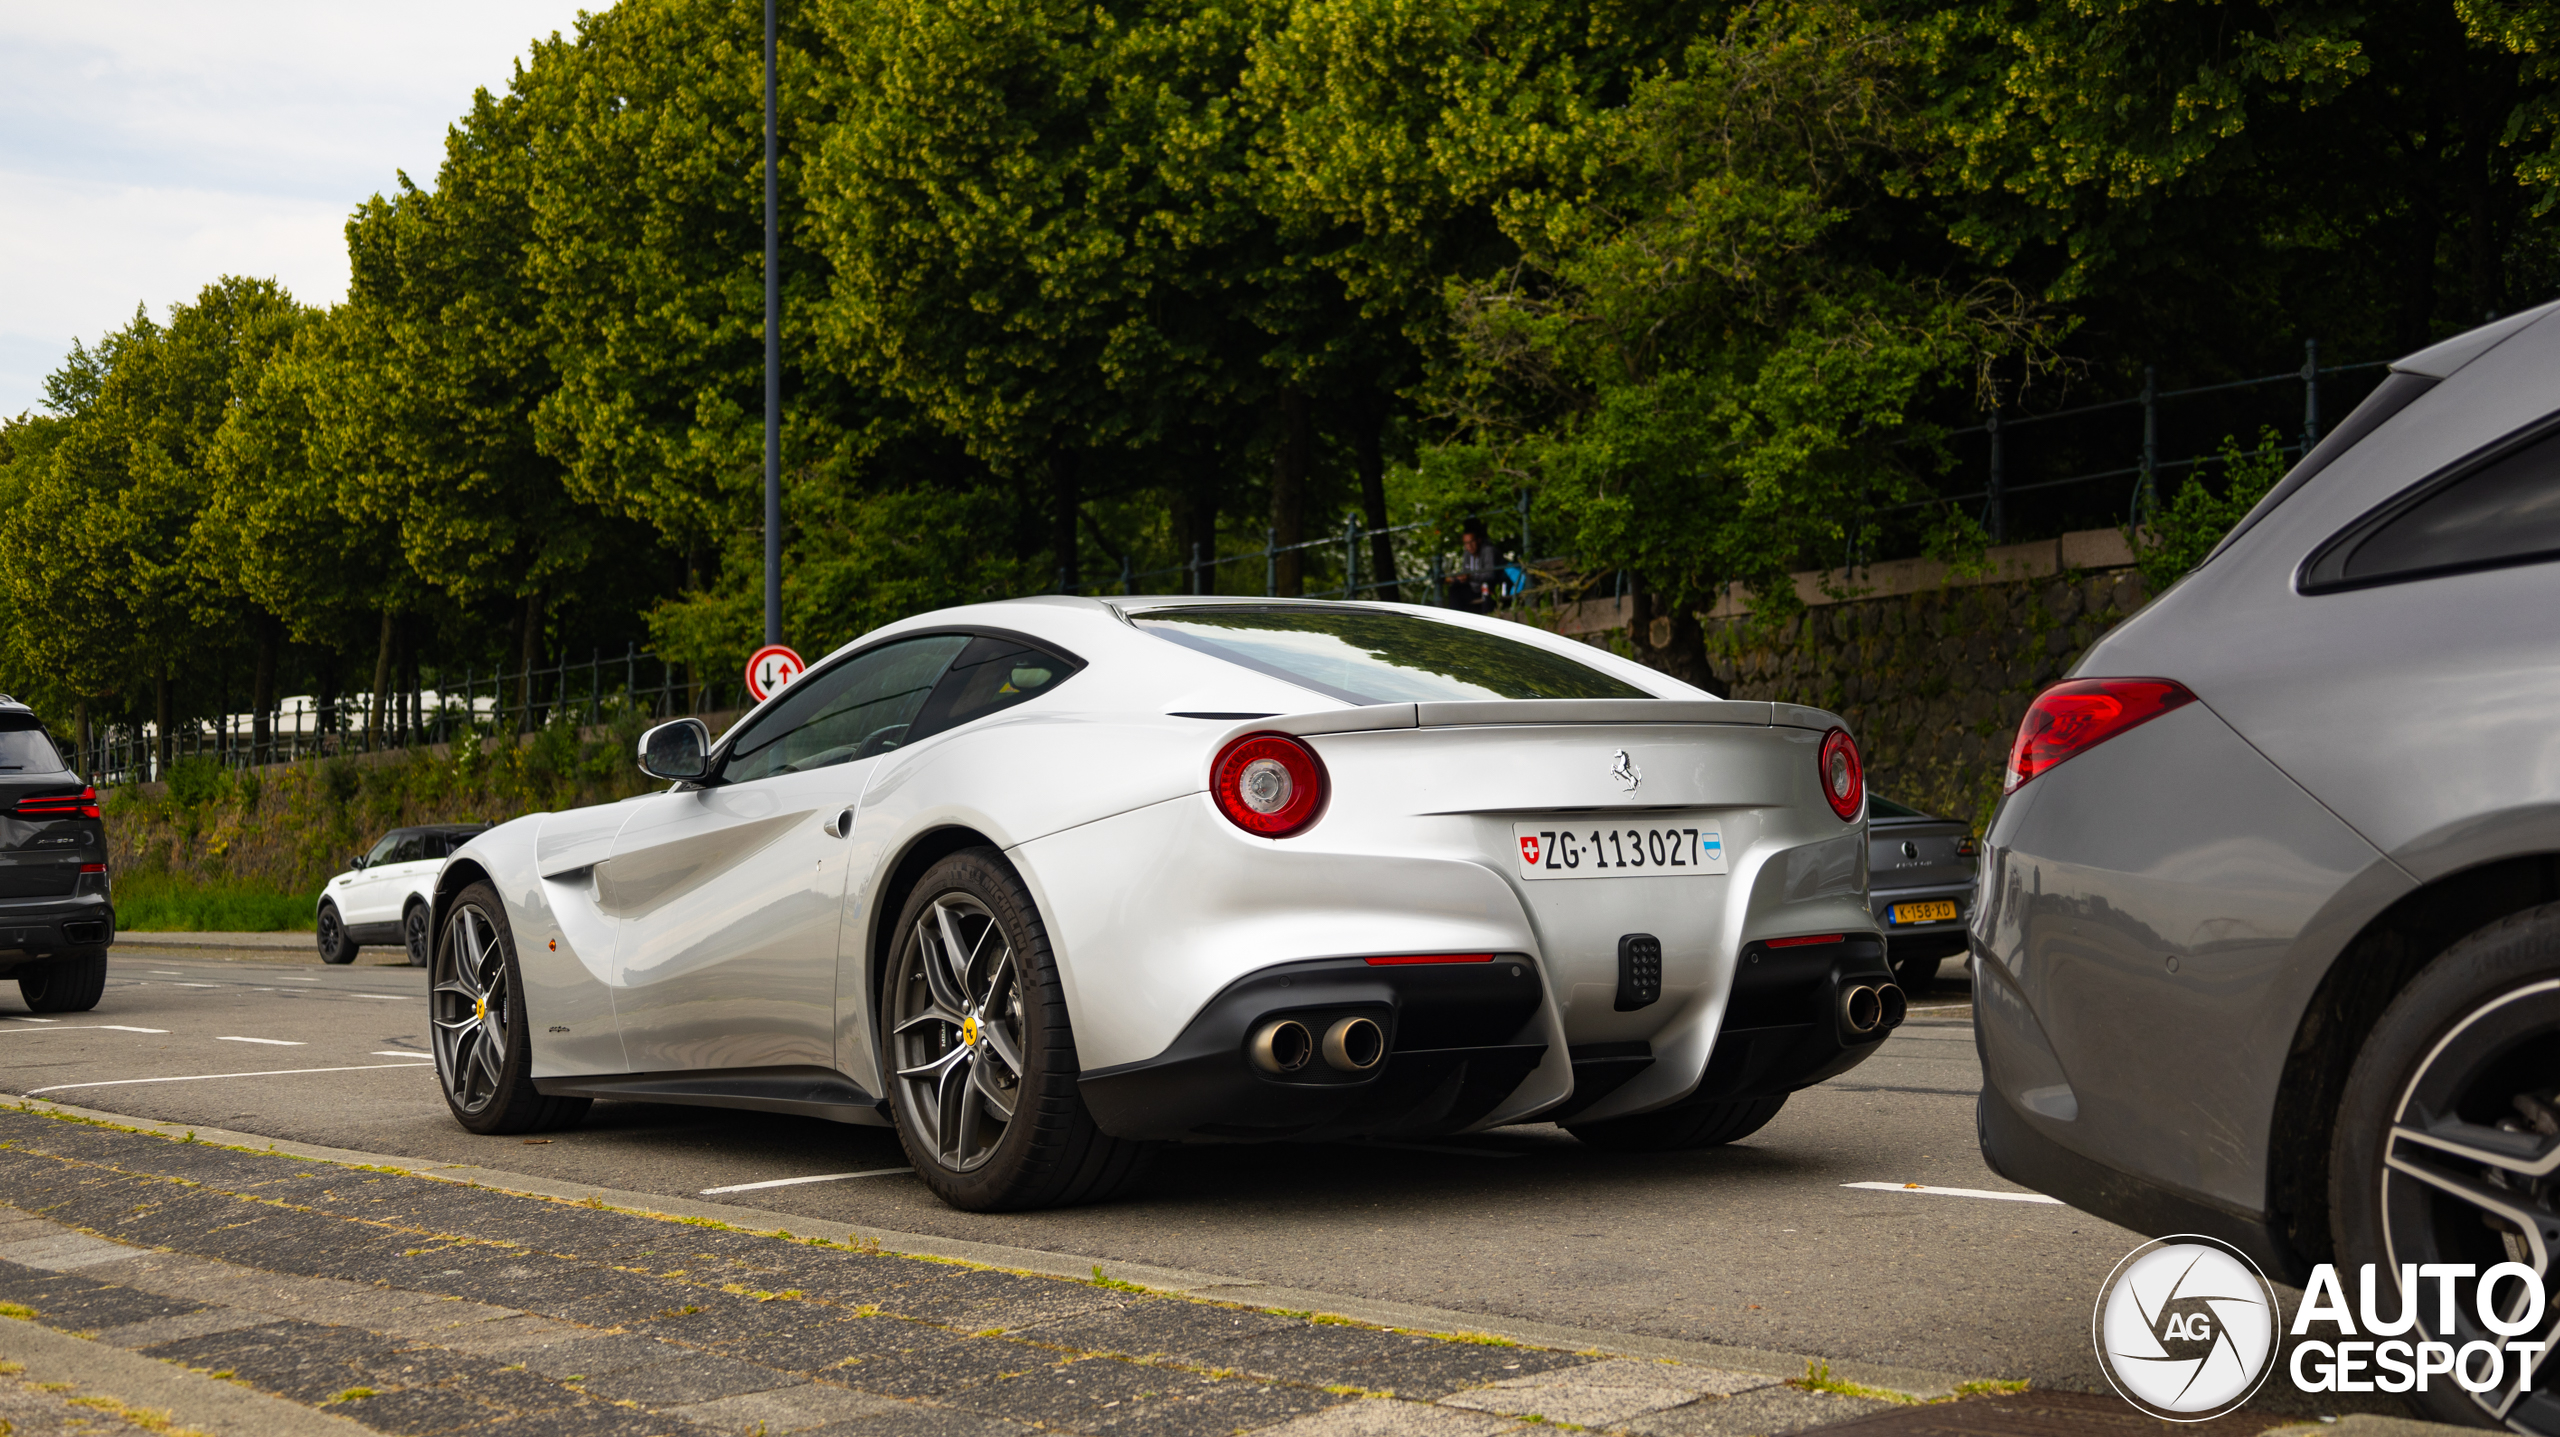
<box><xmin>0</xmin><ymin>1311</ymin><xmax>375</xmax><ymax>1436</ymax></box>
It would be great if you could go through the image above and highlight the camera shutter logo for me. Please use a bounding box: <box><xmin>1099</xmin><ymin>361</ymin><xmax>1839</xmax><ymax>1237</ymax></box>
<box><xmin>2093</xmin><ymin>1235</ymin><xmax>2280</xmax><ymax>1420</ymax></box>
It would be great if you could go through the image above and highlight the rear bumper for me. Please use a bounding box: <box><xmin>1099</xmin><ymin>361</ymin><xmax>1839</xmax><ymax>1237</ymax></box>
<box><xmin>1079</xmin><ymin>955</ymin><xmax>1550</xmax><ymax>1142</ymax></box>
<box><xmin>0</xmin><ymin>894</ymin><xmax>115</xmax><ymax>972</ymax></box>
<box><xmin>1976</xmin><ymin>1070</ymin><xmax>2306</xmax><ymax>1283</ymax></box>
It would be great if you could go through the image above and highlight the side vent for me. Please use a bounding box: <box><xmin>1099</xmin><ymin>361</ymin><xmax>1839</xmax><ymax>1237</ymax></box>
<box><xmin>1615</xmin><ymin>933</ymin><xmax>1662</xmax><ymax>1011</ymax></box>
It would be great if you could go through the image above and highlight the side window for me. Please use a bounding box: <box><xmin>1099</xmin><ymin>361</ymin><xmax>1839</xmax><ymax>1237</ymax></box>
<box><xmin>720</xmin><ymin>634</ymin><xmax>973</xmax><ymax>784</ymax></box>
<box><xmin>2308</xmin><ymin>422</ymin><xmax>2560</xmax><ymax>589</ymax></box>
<box><xmin>907</xmin><ymin>635</ymin><xmax>1083</xmax><ymax>744</ymax></box>
<box><xmin>390</xmin><ymin>834</ymin><xmax>427</xmax><ymax>864</ymax></box>
<box><xmin>365</xmin><ymin>832</ymin><xmax>404</xmax><ymax>866</ymax></box>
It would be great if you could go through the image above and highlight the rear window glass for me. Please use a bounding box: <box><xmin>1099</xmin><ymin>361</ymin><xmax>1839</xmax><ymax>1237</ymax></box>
<box><xmin>2341</xmin><ymin>426</ymin><xmax>2560</xmax><ymax>584</ymax></box>
<box><xmin>1134</xmin><ymin>607</ymin><xmax>1652</xmax><ymax>705</ymax></box>
<box><xmin>1867</xmin><ymin>795</ymin><xmax>1926</xmax><ymax>819</ymax></box>
<box><xmin>0</xmin><ymin>719</ymin><xmax>64</xmax><ymax>773</ymax></box>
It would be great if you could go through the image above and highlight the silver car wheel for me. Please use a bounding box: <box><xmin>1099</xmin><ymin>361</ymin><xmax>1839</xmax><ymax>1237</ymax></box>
<box><xmin>432</xmin><ymin>903</ymin><xmax>513</xmax><ymax>1117</ymax></box>
<box><xmin>2378</xmin><ymin>977</ymin><xmax>2560</xmax><ymax>1430</ymax></box>
<box><xmin>888</xmin><ymin>892</ymin><xmax>1026</xmax><ymax>1174</ymax></box>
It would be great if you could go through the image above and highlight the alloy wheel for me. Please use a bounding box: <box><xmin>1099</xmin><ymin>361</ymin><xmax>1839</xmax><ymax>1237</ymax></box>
<box><xmin>432</xmin><ymin>904</ymin><xmax>512</xmax><ymax>1116</ymax></box>
<box><xmin>888</xmin><ymin>892</ymin><xmax>1025</xmax><ymax>1173</ymax></box>
<box><xmin>2379</xmin><ymin>977</ymin><xmax>2560</xmax><ymax>1430</ymax></box>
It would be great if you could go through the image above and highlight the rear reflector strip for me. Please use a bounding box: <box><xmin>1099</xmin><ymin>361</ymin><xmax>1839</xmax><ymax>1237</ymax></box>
<box><xmin>1766</xmin><ymin>933</ymin><xmax>1846</xmax><ymax>948</ymax></box>
<box><xmin>1364</xmin><ymin>953</ymin><xmax>1495</xmax><ymax>966</ymax></box>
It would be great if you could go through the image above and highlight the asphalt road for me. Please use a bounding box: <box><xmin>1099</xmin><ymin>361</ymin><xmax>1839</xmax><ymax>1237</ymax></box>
<box><xmin>0</xmin><ymin>943</ymin><xmax>2163</xmax><ymax>1392</ymax></box>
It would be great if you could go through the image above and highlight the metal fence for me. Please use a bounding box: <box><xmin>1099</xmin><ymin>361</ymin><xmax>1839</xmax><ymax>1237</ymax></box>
<box><xmin>1925</xmin><ymin>340</ymin><xmax>2388</xmax><ymax>542</ymax></box>
<box><xmin>75</xmin><ymin>645</ymin><xmax>731</xmax><ymax>788</ymax></box>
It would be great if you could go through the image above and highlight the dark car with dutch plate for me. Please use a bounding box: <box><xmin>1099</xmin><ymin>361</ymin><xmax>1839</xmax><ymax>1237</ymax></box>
<box><xmin>1867</xmin><ymin>795</ymin><xmax>1976</xmax><ymax>991</ymax></box>
<box><xmin>0</xmin><ymin>696</ymin><xmax>111</xmax><ymax>1012</ymax></box>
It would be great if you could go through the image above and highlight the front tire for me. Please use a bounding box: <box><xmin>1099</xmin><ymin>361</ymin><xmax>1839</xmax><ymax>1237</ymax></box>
<box><xmin>2333</xmin><ymin>901</ymin><xmax>2560</xmax><ymax>1432</ymax></box>
<box><xmin>316</xmin><ymin>902</ymin><xmax>357</xmax><ymax>965</ymax></box>
<box><xmin>1567</xmin><ymin>1094</ymin><xmax>1788</xmax><ymax>1152</ymax></box>
<box><xmin>880</xmin><ymin>849</ymin><xmax>1148</xmax><ymax>1211</ymax></box>
<box><xmin>431</xmin><ymin>883</ymin><xmax>588</xmax><ymax>1136</ymax></box>
<box><xmin>19</xmin><ymin>953</ymin><xmax>107</xmax><ymax>1013</ymax></box>
<box><xmin>402</xmin><ymin>903</ymin><xmax>432</xmax><ymax>968</ymax></box>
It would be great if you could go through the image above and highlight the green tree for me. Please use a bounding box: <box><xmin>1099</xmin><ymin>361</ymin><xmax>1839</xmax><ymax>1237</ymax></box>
<box><xmin>1416</xmin><ymin>0</ymin><xmax>2043</xmax><ymax>688</ymax></box>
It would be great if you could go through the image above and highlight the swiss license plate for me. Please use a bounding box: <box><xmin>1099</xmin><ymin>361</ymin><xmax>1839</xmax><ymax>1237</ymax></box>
<box><xmin>1890</xmin><ymin>899</ymin><xmax>1960</xmax><ymax>925</ymax></box>
<box><xmin>1513</xmin><ymin>822</ymin><xmax>1726</xmax><ymax>879</ymax></box>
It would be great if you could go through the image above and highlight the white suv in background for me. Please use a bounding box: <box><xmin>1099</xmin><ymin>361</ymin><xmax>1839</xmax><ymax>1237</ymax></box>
<box><xmin>316</xmin><ymin>825</ymin><xmax>486</xmax><ymax>966</ymax></box>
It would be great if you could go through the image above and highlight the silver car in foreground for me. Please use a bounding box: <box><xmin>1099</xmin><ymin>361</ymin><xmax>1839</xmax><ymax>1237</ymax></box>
<box><xmin>1975</xmin><ymin>302</ymin><xmax>2560</xmax><ymax>1429</ymax></box>
<box><xmin>431</xmin><ymin>598</ymin><xmax>1903</xmax><ymax>1211</ymax></box>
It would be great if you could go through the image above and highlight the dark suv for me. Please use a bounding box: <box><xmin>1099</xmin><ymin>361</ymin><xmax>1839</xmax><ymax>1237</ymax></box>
<box><xmin>0</xmin><ymin>696</ymin><xmax>111</xmax><ymax>1012</ymax></box>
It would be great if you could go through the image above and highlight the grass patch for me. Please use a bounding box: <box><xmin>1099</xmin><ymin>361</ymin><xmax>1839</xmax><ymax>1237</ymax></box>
<box><xmin>1794</xmin><ymin>1361</ymin><xmax>1921</xmax><ymax>1405</ymax></box>
<box><xmin>113</xmin><ymin>872</ymin><xmax>314</xmax><ymax>933</ymax></box>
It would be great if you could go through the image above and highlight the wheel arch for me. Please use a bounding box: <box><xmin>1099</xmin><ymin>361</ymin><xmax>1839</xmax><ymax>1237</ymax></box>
<box><xmin>2267</xmin><ymin>851</ymin><xmax>2560</xmax><ymax>1264</ymax></box>
<box><xmin>864</xmin><ymin>825</ymin><xmax>1009</xmax><ymax>1015</ymax></box>
<box><xmin>432</xmin><ymin>858</ymin><xmax>495</xmax><ymax>947</ymax></box>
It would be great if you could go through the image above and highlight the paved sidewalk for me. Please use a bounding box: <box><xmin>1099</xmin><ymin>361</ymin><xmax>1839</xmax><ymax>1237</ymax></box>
<box><xmin>0</xmin><ymin>1106</ymin><xmax>1940</xmax><ymax>1436</ymax></box>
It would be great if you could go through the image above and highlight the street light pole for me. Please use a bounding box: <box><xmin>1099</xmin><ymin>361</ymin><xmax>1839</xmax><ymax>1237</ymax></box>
<box><xmin>761</xmin><ymin>0</ymin><xmax>782</xmax><ymax>648</ymax></box>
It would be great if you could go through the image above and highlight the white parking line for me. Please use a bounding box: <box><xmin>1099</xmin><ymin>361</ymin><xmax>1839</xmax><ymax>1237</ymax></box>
<box><xmin>169</xmin><ymin>983</ymin><xmax>218</xmax><ymax>988</ymax></box>
<box><xmin>699</xmin><ymin>1168</ymin><xmax>914</xmax><ymax>1194</ymax></box>
<box><xmin>350</xmin><ymin>994</ymin><xmax>413</xmax><ymax>1001</ymax></box>
<box><xmin>1841</xmin><ymin>1181</ymin><xmax>2062</xmax><ymax>1204</ymax></box>
<box><xmin>25</xmin><ymin>1063</ymin><xmax>443</xmax><ymax>1095</ymax></box>
<box><xmin>369</xmin><ymin>1052</ymin><xmax>433</xmax><ymax>1060</ymax></box>
<box><xmin>215</xmin><ymin>1036</ymin><xmax>303</xmax><ymax>1046</ymax></box>
<box><xmin>0</xmin><ymin>1026</ymin><xmax>169</xmax><ymax>1035</ymax></box>
<box><xmin>274</xmin><ymin>977</ymin><xmax>318</xmax><ymax>983</ymax></box>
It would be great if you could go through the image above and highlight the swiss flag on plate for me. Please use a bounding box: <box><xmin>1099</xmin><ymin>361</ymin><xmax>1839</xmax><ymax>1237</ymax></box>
<box><xmin>1518</xmin><ymin>834</ymin><xmax>1542</xmax><ymax>865</ymax></box>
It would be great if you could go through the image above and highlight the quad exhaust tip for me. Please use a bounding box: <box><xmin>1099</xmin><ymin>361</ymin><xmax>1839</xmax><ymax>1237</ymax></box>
<box><xmin>1248</xmin><ymin>1019</ymin><xmax>1314</xmax><ymax>1074</ymax></box>
<box><xmin>1322</xmin><ymin>1015</ymin><xmax>1385</xmax><ymax>1073</ymax></box>
<box><xmin>1840</xmin><ymin>982</ymin><xmax>1906</xmax><ymax>1038</ymax></box>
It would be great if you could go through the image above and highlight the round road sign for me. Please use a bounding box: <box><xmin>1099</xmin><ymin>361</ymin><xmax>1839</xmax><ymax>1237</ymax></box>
<box><xmin>745</xmin><ymin>644</ymin><xmax>805</xmax><ymax>702</ymax></box>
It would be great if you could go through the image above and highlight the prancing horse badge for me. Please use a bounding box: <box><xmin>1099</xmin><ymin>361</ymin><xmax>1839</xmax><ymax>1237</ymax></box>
<box><xmin>1611</xmin><ymin>748</ymin><xmax>1641</xmax><ymax>793</ymax></box>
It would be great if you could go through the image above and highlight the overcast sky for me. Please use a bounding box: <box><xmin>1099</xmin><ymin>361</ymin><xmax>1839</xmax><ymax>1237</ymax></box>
<box><xmin>0</xmin><ymin>2</ymin><xmax>595</xmax><ymax>418</ymax></box>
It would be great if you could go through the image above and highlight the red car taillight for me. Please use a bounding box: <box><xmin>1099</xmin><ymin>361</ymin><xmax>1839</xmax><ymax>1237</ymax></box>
<box><xmin>12</xmin><ymin>786</ymin><xmax>98</xmax><ymax>819</ymax></box>
<box><xmin>2005</xmin><ymin>679</ymin><xmax>2196</xmax><ymax>792</ymax></box>
<box><xmin>1818</xmin><ymin>729</ymin><xmax>1863</xmax><ymax>821</ymax></box>
<box><xmin>1211</xmin><ymin>732</ymin><xmax>1327</xmax><ymax>837</ymax></box>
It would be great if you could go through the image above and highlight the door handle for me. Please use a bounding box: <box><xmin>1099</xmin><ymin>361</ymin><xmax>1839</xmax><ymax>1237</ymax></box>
<box><xmin>822</xmin><ymin>808</ymin><xmax>854</xmax><ymax>839</ymax></box>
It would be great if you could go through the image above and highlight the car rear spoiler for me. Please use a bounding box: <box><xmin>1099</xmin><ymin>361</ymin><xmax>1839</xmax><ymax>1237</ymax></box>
<box><xmin>1251</xmin><ymin>699</ymin><xmax>1839</xmax><ymax>739</ymax></box>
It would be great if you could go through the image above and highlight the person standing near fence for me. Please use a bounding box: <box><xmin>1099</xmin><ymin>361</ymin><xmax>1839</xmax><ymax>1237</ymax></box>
<box><xmin>1443</xmin><ymin>522</ymin><xmax>1507</xmax><ymax>612</ymax></box>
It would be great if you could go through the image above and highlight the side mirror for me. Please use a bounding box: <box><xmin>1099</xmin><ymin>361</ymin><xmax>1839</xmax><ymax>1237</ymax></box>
<box><xmin>350</xmin><ymin>855</ymin><xmax>367</xmax><ymax>871</ymax></box>
<box><xmin>638</xmin><ymin>718</ymin><xmax>712</xmax><ymax>782</ymax></box>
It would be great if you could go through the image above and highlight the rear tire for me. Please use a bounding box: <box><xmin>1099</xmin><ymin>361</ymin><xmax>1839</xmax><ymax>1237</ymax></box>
<box><xmin>19</xmin><ymin>953</ymin><xmax>107</xmax><ymax>1013</ymax></box>
<box><xmin>2332</xmin><ymin>902</ymin><xmax>2560</xmax><ymax>1432</ymax></box>
<box><xmin>316</xmin><ymin>902</ymin><xmax>357</xmax><ymax>965</ymax></box>
<box><xmin>880</xmin><ymin>849</ymin><xmax>1150</xmax><ymax>1211</ymax></box>
<box><xmin>431</xmin><ymin>882</ymin><xmax>588</xmax><ymax>1136</ymax></box>
<box><xmin>401</xmin><ymin>903</ymin><xmax>432</xmax><ymax>968</ymax></box>
<box><xmin>1567</xmin><ymin>1094</ymin><xmax>1788</xmax><ymax>1152</ymax></box>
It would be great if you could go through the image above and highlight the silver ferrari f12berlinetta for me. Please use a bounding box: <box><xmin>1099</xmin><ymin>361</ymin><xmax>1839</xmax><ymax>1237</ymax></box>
<box><xmin>429</xmin><ymin>597</ymin><xmax>1897</xmax><ymax>1210</ymax></box>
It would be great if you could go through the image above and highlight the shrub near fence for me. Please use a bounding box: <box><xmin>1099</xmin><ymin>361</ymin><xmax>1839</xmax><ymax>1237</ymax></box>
<box><xmin>107</xmin><ymin>714</ymin><xmax>668</xmax><ymax>929</ymax></box>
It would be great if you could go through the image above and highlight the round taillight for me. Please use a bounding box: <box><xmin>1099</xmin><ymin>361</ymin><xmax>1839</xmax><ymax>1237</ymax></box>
<box><xmin>1212</xmin><ymin>732</ymin><xmax>1326</xmax><ymax>836</ymax></box>
<box><xmin>1818</xmin><ymin>727</ymin><xmax>1863</xmax><ymax>821</ymax></box>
